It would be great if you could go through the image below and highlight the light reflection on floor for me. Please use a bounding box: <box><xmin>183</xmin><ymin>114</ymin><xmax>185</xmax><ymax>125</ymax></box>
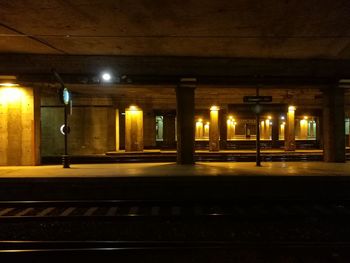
<box><xmin>0</xmin><ymin>162</ymin><xmax>349</xmax><ymax>178</ymax></box>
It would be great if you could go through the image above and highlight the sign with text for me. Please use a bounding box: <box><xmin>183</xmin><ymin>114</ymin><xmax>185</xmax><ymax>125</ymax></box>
<box><xmin>243</xmin><ymin>96</ymin><xmax>272</xmax><ymax>103</ymax></box>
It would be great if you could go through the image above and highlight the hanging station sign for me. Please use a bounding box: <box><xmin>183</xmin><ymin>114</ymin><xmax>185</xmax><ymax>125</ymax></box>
<box><xmin>243</xmin><ymin>96</ymin><xmax>272</xmax><ymax>103</ymax></box>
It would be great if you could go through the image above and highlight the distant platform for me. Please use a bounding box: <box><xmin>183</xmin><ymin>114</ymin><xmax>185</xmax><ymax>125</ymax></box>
<box><xmin>40</xmin><ymin>149</ymin><xmax>339</xmax><ymax>164</ymax></box>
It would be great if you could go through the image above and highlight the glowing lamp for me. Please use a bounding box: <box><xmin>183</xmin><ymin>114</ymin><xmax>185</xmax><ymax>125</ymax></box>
<box><xmin>128</xmin><ymin>105</ymin><xmax>139</xmax><ymax>111</ymax></box>
<box><xmin>288</xmin><ymin>106</ymin><xmax>296</xmax><ymax>111</ymax></box>
<box><xmin>0</xmin><ymin>83</ymin><xmax>19</xmax><ymax>87</ymax></box>
<box><xmin>101</xmin><ymin>72</ymin><xmax>112</xmax><ymax>82</ymax></box>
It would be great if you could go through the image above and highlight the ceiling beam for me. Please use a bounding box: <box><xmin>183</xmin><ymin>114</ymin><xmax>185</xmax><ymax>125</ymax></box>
<box><xmin>1</xmin><ymin>54</ymin><xmax>350</xmax><ymax>82</ymax></box>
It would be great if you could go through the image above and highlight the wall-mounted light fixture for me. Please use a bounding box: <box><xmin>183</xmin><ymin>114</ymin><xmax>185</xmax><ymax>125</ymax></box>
<box><xmin>288</xmin><ymin>105</ymin><xmax>296</xmax><ymax>111</ymax></box>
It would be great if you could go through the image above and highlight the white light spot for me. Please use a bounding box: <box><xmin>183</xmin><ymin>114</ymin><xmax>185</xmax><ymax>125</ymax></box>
<box><xmin>102</xmin><ymin>73</ymin><xmax>111</xmax><ymax>81</ymax></box>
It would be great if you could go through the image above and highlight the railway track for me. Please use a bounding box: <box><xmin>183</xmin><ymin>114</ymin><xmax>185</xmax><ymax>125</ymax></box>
<box><xmin>1</xmin><ymin>240</ymin><xmax>350</xmax><ymax>262</ymax></box>
<box><xmin>1</xmin><ymin>200</ymin><xmax>350</xmax><ymax>261</ymax></box>
<box><xmin>0</xmin><ymin>200</ymin><xmax>350</xmax><ymax>220</ymax></box>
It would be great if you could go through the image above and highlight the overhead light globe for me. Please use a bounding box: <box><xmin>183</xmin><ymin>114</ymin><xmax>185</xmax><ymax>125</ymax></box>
<box><xmin>102</xmin><ymin>72</ymin><xmax>111</xmax><ymax>82</ymax></box>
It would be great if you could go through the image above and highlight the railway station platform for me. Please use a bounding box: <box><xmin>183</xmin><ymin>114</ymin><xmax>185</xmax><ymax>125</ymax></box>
<box><xmin>0</xmin><ymin>161</ymin><xmax>350</xmax><ymax>201</ymax></box>
<box><xmin>0</xmin><ymin>161</ymin><xmax>350</xmax><ymax>178</ymax></box>
<box><xmin>41</xmin><ymin>148</ymin><xmax>350</xmax><ymax>164</ymax></box>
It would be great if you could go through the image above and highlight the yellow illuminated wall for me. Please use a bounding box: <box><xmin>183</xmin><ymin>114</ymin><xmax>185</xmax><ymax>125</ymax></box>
<box><xmin>195</xmin><ymin>119</ymin><xmax>204</xmax><ymax>139</ymax></box>
<box><xmin>0</xmin><ymin>87</ymin><xmax>40</xmax><ymax>165</ymax></box>
<box><xmin>125</xmin><ymin>106</ymin><xmax>143</xmax><ymax>151</ymax></box>
<box><xmin>204</xmin><ymin>122</ymin><xmax>210</xmax><ymax>139</ymax></box>
<box><xmin>209</xmin><ymin>107</ymin><xmax>219</xmax><ymax>151</ymax></box>
<box><xmin>299</xmin><ymin>119</ymin><xmax>308</xmax><ymax>139</ymax></box>
<box><xmin>285</xmin><ymin>106</ymin><xmax>296</xmax><ymax>151</ymax></box>
<box><xmin>226</xmin><ymin>117</ymin><xmax>236</xmax><ymax>140</ymax></box>
<box><xmin>279</xmin><ymin>122</ymin><xmax>285</xmax><ymax>140</ymax></box>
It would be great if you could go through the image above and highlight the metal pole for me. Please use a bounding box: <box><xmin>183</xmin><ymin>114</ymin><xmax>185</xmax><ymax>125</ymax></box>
<box><xmin>256</xmin><ymin>87</ymin><xmax>261</xmax><ymax>166</ymax></box>
<box><xmin>63</xmin><ymin>104</ymin><xmax>70</xmax><ymax>168</ymax></box>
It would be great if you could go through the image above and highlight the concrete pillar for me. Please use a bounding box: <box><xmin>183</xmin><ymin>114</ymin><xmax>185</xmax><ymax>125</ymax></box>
<box><xmin>219</xmin><ymin>109</ymin><xmax>227</xmax><ymax>149</ymax></box>
<box><xmin>117</xmin><ymin>104</ymin><xmax>126</xmax><ymax>150</ymax></box>
<box><xmin>176</xmin><ymin>79</ymin><xmax>195</xmax><ymax>164</ymax></box>
<box><xmin>0</xmin><ymin>86</ymin><xmax>40</xmax><ymax>165</ymax></box>
<box><xmin>265</xmin><ymin>119</ymin><xmax>271</xmax><ymax>139</ymax></box>
<box><xmin>209</xmin><ymin>106</ymin><xmax>220</xmax><ymax>151</ymax></box>
<box><xmin>125</xmin><ymin>105</ymin><xmax>143</xmax><ymax>152</ymax></box>
<box><xmin>143</xmin><ymin>104</ymin><xmax>156</xmax><ymax>149</ymax></box>
<box><xmin>285</xmin><ymin>106</ymin><xmax>296</xmax><ymax>151</ymax></box>
<box><xmin>316</xmin><ymin>115</ymin><xmax>323</xmax><ymax>149</ymax></box>
<box><xmin>163</xmin><ymin>112</ymin><xmax>176</xmax><ymax>149</ymax></box>
<box><xmin>271</xmin><ymin>113</ymin><xmax>279</xmax><ymax>148</ymax></box>
<box><xmin>299</xmin><ymin>118</ymin><xmax>308</xmax><ymax>140</ymax></box>
<box><xmin>115</xmin><ymin>108</ymin><xmax>120</xmax><ymax>151</ymax></box>
<box><xmin>323</xmin><ymin>87</ymin><xmax>345</xmax><ymax>162</ymax></box>
<box><xmin>260</xmin><ymin>120</ymin><xmax>266</xmax><ymax>140</ymax></box>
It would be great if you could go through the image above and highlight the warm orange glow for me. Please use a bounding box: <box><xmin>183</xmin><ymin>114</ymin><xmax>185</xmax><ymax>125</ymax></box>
<box><xmin>125</xmin><ymin>106</ymin><xmax>143</xmax><ymax>151</ymax></box>
<box><xmin>204</xmin><ymin>122</ymin><xmax>210</xmax><ymax>138</ymax></box>
<box><xmin>210</xmin><ymin>105</ymin><xmax>219</xmax><ymax>111</ymax></box>
<box><xmin>303</xmin><ymin>116</ymin><xmax>308</xmax><ymax>120</ymax></box>
<box><xmin>267</xmin><ymin>116</ymin><xmax>272</xmax><ymax>120</ymax></box>
<box><xmin>227</xmin><ymin>118</ymin><xmax>236</xmax><ymax>140</ymax></box>
<box><xmin>280</xmin><ymin>123</ymin><xmax>285</xmax><ymax>140</ymax></box>
<box><xmin>0</xmin><ymin>87</ymin><xmax>24</xmax><ymax>104</ymax></box>
<box><xmin>195</xmin><ymin>121</ymin><xmax>204</xmax><ymax>139</ymax></box>
<box><xmin>300</xmin><ymin>119</ymin><xmax>308</xmax><ymax>139</ymax></box>
<box><xmin>288</xmin><ymin>106</ymin><xmax>296</xmax><ymax>112</ymax></box>
<box><xmin>0</xmin><ymin>83</ymin><xmax>19</xmax><ymax>87</ymax></box>
<box><xmin>128</xmin><ymin>105</ymin><xmax>139</xmax><ymax>111</ymax></box>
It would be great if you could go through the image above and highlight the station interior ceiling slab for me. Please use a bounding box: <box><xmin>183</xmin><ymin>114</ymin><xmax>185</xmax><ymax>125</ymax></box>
<box><xmin>40</xmin><ymin>85</ymin><xmax>329</xmax><ymax>109</ymax></box>
<box><xmin>0</xmin><ymin>0</ymin><xmax>350</xmax><ymax>59</ymax></box>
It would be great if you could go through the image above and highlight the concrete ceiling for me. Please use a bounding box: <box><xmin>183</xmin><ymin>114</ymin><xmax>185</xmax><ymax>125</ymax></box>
<box><xmin>1</xmin><ymin>0</ymin><xmax>350</xmax><ymax>59</ymax></box>
<box><xmin>41</xmin><ymin>84</ymin><xmax>329</xmax><ymax>109</ymax></box>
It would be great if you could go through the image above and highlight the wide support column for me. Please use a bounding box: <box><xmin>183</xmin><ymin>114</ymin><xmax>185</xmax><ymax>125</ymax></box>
<box><xmin>115</xmin><ymin>108</ymin><xmax>120</xmax><ymax>151</ymax></box>
<box><xmin>271</xmin><ymin>113</ymin><xmax>279</xmax><ymax>148</ymax></box>
<box><xmin>323</xmin><ymin>87</ymin><xmax>345</xmax><ymax>162</ymax></box>
<box><xmin>176</xmin><ymin>79</ymin><xmax>195</xmax><ymax>164</ymax></box>
<box><xmin>209</xmin><ymin>106</ymin><xmax>220</xmax><ymax>151</ymax></box>
<box><xmin>163</xmin><ymin>112</ymin><xmax>176</xmax><ymax>149</ymax></box>
<box><xmin>0</xmin><ymin>86</ymin><xmax>40</xmax><ymax>165</ymax></box>
<box><xmin>219</xmin><ymin>109</ymin><xmax>227</xmax><ymax>149</ymax></box>
<box><xmin>125</xmin><ymin>105</ymin><xmax>143</xmax><ymax>152</ymax></box>
<box><xmin>285</xmin><ymin>106</ymin><xmax>296</xmax><ymax>151</ymax></box>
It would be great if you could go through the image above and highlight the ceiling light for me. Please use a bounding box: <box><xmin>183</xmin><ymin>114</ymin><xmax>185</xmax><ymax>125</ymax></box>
<box><xmin>101</xmin><ymin>72</ymin><xmax>111</xmax><ymax>82</ymax></box>
<box><xmin>0</xmin><ymin>83</ymin><xmax>19</xmax><ymax>87</ymax></box>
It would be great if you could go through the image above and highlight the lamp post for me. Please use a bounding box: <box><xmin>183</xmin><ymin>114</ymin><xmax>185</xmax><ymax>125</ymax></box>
<box><xmin>243</xmin><ymin>86</ymin><xmax>272</xmax><ymax>167</ymax></box>
<box><xmin>255</xmin><ymin>87</ymin><xmax>261</xmax><ymax>167</ymax></box>
<box><xmin>53</xmin><ymin>70</ymin><xmax>71</xmax><ymax>168</ymax></box>
<box><xmin>62</xmin><ymin>89</ymin><xmax>70</xmax><ymax>168</ymax></box>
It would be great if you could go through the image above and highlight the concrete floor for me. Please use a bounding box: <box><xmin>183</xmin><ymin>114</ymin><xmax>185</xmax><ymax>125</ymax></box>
<box><xmin>0</xmin><ymin>162</ymin><xmax>349</xmax><ymax>178</ymax></box>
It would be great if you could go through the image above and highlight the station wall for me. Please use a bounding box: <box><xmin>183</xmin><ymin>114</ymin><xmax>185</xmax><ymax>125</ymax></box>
<box><xmin>41</xmin><ymin>106</ymin><xmax>116</xmax><ymax>155</ymax></box>
<box><xmin>0</xmin><ymin>86</ymin><xmax>40</xmax><ymax>165</ymax></box>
